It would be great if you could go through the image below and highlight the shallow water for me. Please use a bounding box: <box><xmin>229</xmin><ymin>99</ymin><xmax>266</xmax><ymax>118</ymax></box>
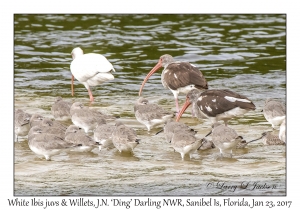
<box><xmin>14</xmin><ymin>14</ymin><xmax>286</xmax><ymax>196</ymax></box>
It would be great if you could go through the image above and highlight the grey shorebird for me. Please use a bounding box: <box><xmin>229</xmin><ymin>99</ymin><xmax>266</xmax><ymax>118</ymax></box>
<box><xmin>70</xmin><ymin>102</ymin><xmax>113</xmax><ymax>133</ymax></box>
<box><xmin>158</xmin><ymin>119</ymin><xmax>197</xmax><ymax>143</ymax></box>
<box><xmin>262</xmin><ymin>98</ymin><xmax>286</xmax><ymax>129</ymax></box>
<box><xmin>28</xmin><ymin>126</ymin><xmax>80</xmax><ymax>161</ymax></box>
<box><xmin>65</xmin><ymin>125</ymin><xmax>100</xmax><ymax>152</ymax></box>
<box><xmin>51</xmin><ymin>96</ymin><xmax>72</xmax><ymax>121</ymax></box>
<box><xmin>112</xmin><ymin>121</ymin><xmax>140</xmax><ymax>153</ymax></box>
<box><xmin>15</xmin><ymin>109</ymin><xmax>31</xmax><ymax>141</ymax></box>
<box><xmin>134</xmin><ymin>97</ymin><xmax>175</xmax><ymax>131</ymax></box>
<box><xmin>94</xmin><ymin>122</ymin><xmax>115</xmax><ymax>150</ymax></box>
<box><xmin>279</xmin><ymin>118</ymin><xmax>286</xmax><ymax>143</ymax></box>
<box><xmin>29</xmin><ymin>114</ymin><xmax>44</xmax><ymax>128</ymax></box>
<box><xmin>209</xmin><ymin>122</ymin><xmax>243</xmax><ymax>158</ymax></box>
<box><xmin>170</xmin><ymin>127</ymin><xmax>203</xmax><ymax>160</ymax></box>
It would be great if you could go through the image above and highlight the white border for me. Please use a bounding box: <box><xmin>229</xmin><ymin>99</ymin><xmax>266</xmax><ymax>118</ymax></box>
<box><xmin>2</xmin><ymin>0</ymin><xmax>298</xmax><ymax>209</ymax></box>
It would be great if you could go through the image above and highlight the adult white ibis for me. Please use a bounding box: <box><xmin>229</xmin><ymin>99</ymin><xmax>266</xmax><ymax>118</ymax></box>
<box><xmin>134</xmin><ymin>97</ymin><xmax>175</xmax><ymax>131</ymax></box>
<box><xmin>139</xmin><ymin>54</ymin><xmax>208</xmax><ymax>113</ymax></box>
<box><xmin>176</xmin><ymin>89</ymin><xmax>256</xmax><ymax>126</ymax></box>
<box><xmin>112</xmin><ymin>121</ymin><xmax>140</xmax><ymax>153</ymax></box>
<box><xmin>70</xmin><ymin>47</ymin><xmax>115</xmax><ymax>102</ymax></box>
<box><xmin>262</xmin><ymin>98</ymin><xmax>286</xmax><ymax>129</ymax></box>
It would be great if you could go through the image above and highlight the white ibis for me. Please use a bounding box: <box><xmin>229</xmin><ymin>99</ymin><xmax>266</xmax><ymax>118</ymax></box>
<box><xmin>70</xmin><ymin>47</ymin><xmax>115</xmax><ymax>102</ymax></box>
<box><xmin>139</xmin><ymin>54</ymin><xmax>208</xmax><ymax>113</ymax></box>
<box><xmin>279</xmin><ymin>118</ymin><xmax>286</xmax><ymax>143</ymax></box>
<box><xmin>134</xmin><ymin>97</ymin><xmax>175</xmax><ymax>131</ymax></box>
<box><xmin>70</xmin><ymin>102</ymin><xmax>111</xmax><ymax>133</ymax></box>
<box><xmin>176</xmin><ymin>89</ymin><xmax>256</xmax><ymax>126</ymax></box>
<box><xmin>51</xmin><ymin>96</ymin><xmax>72</xmax><ymax>121</ymax></box>
<box><xmin>65</xmin><ymin>125</ymin><xmax>100</xmax><ymax>152</ymax></box>
<box><xmin>15</xmin><ymin>109</ymin><xmax>31</xmax><ymax>141</ymax></box>
<box><xmin>170</xmin><ymin>127</ymin><xmax>203</xmax><ymax>160</ymax></box>
<box><xmin>112</xmin><ymin>121</ymin><xmax>140</xmax><ymax>153</ymax></box>
<box><xmin>94</xmin><ymin>122</ymin><xmax>115</xmax><ymax>150</ymax></box>
<box><xmin>260</xmin><ymin>131</ymin><xmax>285</xmax><ymax>145</ymax></box>
<box><xmin>263</xmin><ymin>98</ymin><xmax>286</xmax><ymax>129</ymax></box>
<box><xmin>209</xmin><ymin>122</ymin><xmax>243</xmax><ymax>158</ymax></box>
<box><xmin>28</xmin><ymin>126</ymin><xmax>80</xmax><ymax>161</ymax></box>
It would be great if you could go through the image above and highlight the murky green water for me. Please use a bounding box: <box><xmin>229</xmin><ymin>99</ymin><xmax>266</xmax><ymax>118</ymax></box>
<box><xmin>14</xmin><ymin>14</ymin><xmax>286</xmax><ymax>196</ymax></box>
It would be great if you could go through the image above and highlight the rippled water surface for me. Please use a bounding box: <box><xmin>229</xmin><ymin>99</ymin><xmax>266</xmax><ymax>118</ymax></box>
<box><xmin>14</xmin><ymin>14</ymin><xmax>286</xmax><ymax>196</ymax></box>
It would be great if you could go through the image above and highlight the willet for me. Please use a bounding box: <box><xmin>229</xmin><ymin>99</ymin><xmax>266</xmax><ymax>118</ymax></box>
<box><xmin>51</xmin><ymin>96</ymin><xmax>72</xmax><ymax>121</ymax></box>
<box><xmin>65</xmin><ymin>125</ymin><xmax>100</xmax><ymax>152</ymax></box>
<box><xmin>70</xmin><ymin>47</ymin><xmax>115</xmax><ymax>102</ymax></box>
<box><xmin>139</xmin><ymin>54</ymin><xmax>208</xmax><ymax>113</ymax></box>
<box><xmin>209</xmin><ymin>122</ymin><xmax>243</xmax><ymax>158</ymax></box>
<box><xmin>134</xmin><ymin>97</ymin><xmax>175</xmax><ymax>131</ymax></box>
<box><xmin>15</xmin><ymin>109</ymin><xmax>32</xmax><ymax>141</ymax></box>
<box><xmin>160</xmin><ymin>119</ymin><xmax>197</xmax><ymax>143</ymax></box>
<box><xmin>29</xmin><ymin>114</ymin><xmax>44</xmax><ymax>128</ymax></box>
<box><xmin>94</xmin><ymin>122</ymin><xmax>115</xmax><ymax>150</ymax></box>
<box><xmin>279</xmin><ymin>118</ymin><xmax>286</xmax><ymax>143</ymax></box>
<box><xmin>40</xmin><ymin>118</ymin><xmax>68</xmax><ymax>138</ymax></box>
<box><xmin>170</xmin><ymin>127</ymin><xmax>203</xmax><ymax>160</ymax></box>
<box><xmin>263</xmin><ymin>98</ymin><xmax>286</xmax><ymax>129</ymax></box>
<box><xmin>112</xmin><ymin>121</ymin><xmax>140</xmax><ymax>153</ymax></box>
<box><xmin>70</xmin><ymin>102</ymin><xmax>108</xmax><ymax>133</ymax></box>
<box><xmin>28</xmin><ymin>126</ymin><xmax>80</xmax><ymax>161</ymax></box>
<box><xmin>176</xmin><ymin>89</ymin><xmax>255</xmax><ymax>126</ymax></box>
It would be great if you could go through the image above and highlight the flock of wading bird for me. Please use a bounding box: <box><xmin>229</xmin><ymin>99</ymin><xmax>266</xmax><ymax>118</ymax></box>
<box><xmin>15</xmin><ymin>47</ymin><xmax>286</xmax><ymax>161</ymax></box>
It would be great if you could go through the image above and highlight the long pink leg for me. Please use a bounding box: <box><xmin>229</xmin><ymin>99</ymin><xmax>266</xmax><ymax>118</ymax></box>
<box><xmin>87</xmin><ymin>88</ymin><xmax>94</xmax><ymax>102</ymax></box>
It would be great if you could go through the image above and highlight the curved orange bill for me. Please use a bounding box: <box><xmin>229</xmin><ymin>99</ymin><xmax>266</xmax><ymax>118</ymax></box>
<box><xmin>71</xmin><ymin>75</ymin><xmax>74</xmax><ymax>96</ymax></box>
<box><xmin>138</xmin><ymin>61</ymin><xmax>162</xmax><ymax>96</ymax></box>
<box><xmin>176</xmin><ymin>98</ymin><xmax>191</xmax><ymax>122</ymax></box>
